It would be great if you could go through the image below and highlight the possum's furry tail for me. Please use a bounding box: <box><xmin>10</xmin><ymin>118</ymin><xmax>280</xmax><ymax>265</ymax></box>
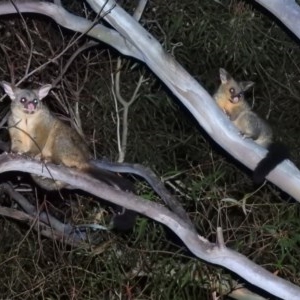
<box><xmin>253</xmin><ymin>143</ymin><xmax>289</xmax><ymax>185</ymax></box>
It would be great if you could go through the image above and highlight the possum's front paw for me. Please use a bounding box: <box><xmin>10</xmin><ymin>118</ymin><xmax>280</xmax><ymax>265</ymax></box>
<box><xmin>34</xmin><ymin>153</ymin><xmax>51</xmax><ymax>163</ymax></box>
<box><xmin>223</xmin><ymin>109</ymin><xmax>230</xmax><ymax>118</ymax></box>
<box><xmin>11</xmin><ymin>147</ymin><xmax>25</xmax><ymax>155</ymax></box>
<box><xmin>241</xmin><ymin>133</ymin><xmax>253</xmax><ymax>140</ymax></box>
<box><xmin>19</xmin><ymin>151</ymin><xmax>34</xmax><ymax>158</ymax></box>
<box><xmin>34</xmin><ymin>153</ymin><xmax>42</xmax><ymax>160</ymax></box>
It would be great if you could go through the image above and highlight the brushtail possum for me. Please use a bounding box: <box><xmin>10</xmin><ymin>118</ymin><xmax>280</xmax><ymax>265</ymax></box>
<box><xmin>213</xmin><ymin>68</ymin><xmax>289</xmax><ymax>183</ymax></box>
<box><xmin>1</xmin><ymin>81</ymin><xmax>136</xmax><ymax>230</ymax></box>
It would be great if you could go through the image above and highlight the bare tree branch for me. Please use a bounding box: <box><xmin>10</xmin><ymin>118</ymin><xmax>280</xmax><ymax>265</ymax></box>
<box><xmin>113</xmin><ymin>58</ymin><xmax>145</xmax><ymax>163</ymax></box>
<box><xmin>0</xmin><ymin>198</ymin><xmax>84</xmax><ymax>246</ymax></box>
<box><xmin>0</xmin><ymin>153</ymin><xmax>299</xmax><ymax>299</ymax></box>
<box><xmin>0</xmin><ymin>182</ymin><xmax>78</xmax><ymax>237</ymax></box>
<box><xmin>92</xmin><ymin>159</ymin><xmax>194</xmax><ymax>228</ymax></box>
<box><xmin>112</xmin><ymin>0</ymin><xmax>146</xmax><ymax>163</ymax></box>
<box><xmin>52</xmin><ymin>40</ymin><xmax>99</xmax><ymax>87</ymax></box>
<box><xmin>0</xmin><ymin>1</ymin><xmax>143</xmax><ymax>60</ymax></box>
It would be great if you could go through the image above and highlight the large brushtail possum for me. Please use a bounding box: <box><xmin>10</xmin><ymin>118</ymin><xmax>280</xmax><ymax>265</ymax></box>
<box><xmin>213</xmin><ymin>68</ymin><xmax>288</xmax><ymax>183</ymax></box>
<box><xmin>1</xmin><ymin>81</ymin><xmax>136</xmax><ymax>230</ymax></box>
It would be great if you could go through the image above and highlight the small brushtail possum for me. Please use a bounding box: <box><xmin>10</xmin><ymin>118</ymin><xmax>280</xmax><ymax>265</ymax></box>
<box><xmin>1</xmin><ymin>81</ymin><xmax>136</xmax><ymax>230</ymax></box>
<box><xmin>213</xmin><ymin>68</ymin><xmax>288</xmax><ymax>183</ymax></box>
<box><xmin>214</xmin><ymin>68</ymin><xmax>272</xmax><ymax>146</ymax></box>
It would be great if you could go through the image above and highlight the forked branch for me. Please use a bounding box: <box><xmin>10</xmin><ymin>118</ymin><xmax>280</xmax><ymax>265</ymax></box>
<box><xmin>0</xmin><ymin>153</ymin><xmax>298</xmax><ymax>299</ymax></box>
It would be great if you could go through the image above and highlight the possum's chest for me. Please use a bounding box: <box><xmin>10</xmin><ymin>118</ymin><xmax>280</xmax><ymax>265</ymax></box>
<box><xmin>8</xmin><ymin>113</ymin><xmax>48</xmax><ymax>154</ymax></box>
<box><xmin>216</xmin><ymin>98</ymin><xmax>248</xmax><ymax>121</ymax></box>
<box><xmin>216</xmin><ymin>98</ymin><xmax>235</xmax><ymax>118</ymax></box>
<box><xmin>215</xmin><ymin>96</ymin><xmax>232</xmax><ymax>113</ymax></box>
<box><xmin>17</xmin><ymin>117</ymin><xmax>38</xmax><ymax>134</ymax></box>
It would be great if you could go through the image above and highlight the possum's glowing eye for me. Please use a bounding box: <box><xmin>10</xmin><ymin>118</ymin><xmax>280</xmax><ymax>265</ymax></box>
<box><xmin>229</xmin><ymin>88</ymin><xmax>235</xmax><ymax>94</ymax></box>
<box><xmin>33</xmin><ymin>99</ymin><xmax>38</xmax><ymax>104</ymax></box>
<box><xmin>20</xmin><ymin>98</ymin><xmax>26</xmax><ymax>103</ymax></box>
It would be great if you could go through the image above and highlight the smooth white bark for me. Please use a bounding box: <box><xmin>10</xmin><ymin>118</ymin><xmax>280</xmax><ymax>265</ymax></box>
<box><xmin>0</xmin><ymin>154</ymin><xmax>299</xmax><ymax>300</ymax></box>
<box><xmin>0</xmin><ymin>1</ymin><xmax>143</xmax><ymax>60</ymax></box>
<box><xmin>0</xmin><ymin>0</ymin><xmax>299</xmax><ymax>201</ymax></box>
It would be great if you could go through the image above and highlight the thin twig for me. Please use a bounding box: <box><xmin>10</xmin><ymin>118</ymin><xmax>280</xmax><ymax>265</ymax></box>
<box><xmin>112</xmin><ymin>0</ymin><xmax>147</xmax><ymax>162</ymax></box>
<box><xmin>9</xmin><ymin>0</ymin><xmax>34</xmax><ymax>76</ymax></box>
<box><xmin>52</xmin><ymin>40</ymin><xmax>99</xmax><ymax>87</ymax></box>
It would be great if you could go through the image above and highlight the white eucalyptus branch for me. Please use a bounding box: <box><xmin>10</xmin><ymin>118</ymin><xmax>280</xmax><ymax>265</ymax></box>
<box><xmin>0</xmin><ymin>153</ymin><xmax>299</xmax><ymax>299</ymax></box>
<box><xmin>0</xmin><ymin>1</ymin><xmax>143</xmax><ymax>60</ymax></box>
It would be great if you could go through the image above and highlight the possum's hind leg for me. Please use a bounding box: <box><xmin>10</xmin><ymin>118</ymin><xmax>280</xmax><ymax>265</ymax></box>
<box><xmin>234</xmin><ymin>111</ymin><xmax>261</xmax><ymax>141</ymax></box>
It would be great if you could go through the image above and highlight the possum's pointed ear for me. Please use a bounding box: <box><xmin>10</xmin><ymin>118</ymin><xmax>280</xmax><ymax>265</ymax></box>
<box><xmin>240</xmin><ymin>81</ymin><xmax>254</xmax><ymax>92</ymax></box>
<box><xmin>219</xmin><ymin>68</ymin><xmax>231</xmax><ymax>84</ymax></box>
<box><xmin>1</xmin><ymin>81</ymin><xmax>17</xmax><ymax>101</ymax></box>
<box><xmin>37</xmin><ymin>84</ymin><xmax>52</xmax><ymax>100</ymax></box>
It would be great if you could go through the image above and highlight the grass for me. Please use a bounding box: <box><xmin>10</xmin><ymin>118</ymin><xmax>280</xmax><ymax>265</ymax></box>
<box><xmin>0</xmin><ymin>0</ymin><xmax>299</xmax><ymax>299</ymax></box>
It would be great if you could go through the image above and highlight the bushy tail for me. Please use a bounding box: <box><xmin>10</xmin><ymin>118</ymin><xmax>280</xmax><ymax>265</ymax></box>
<box><xmin>86</xmin><ymin>166</ymin><xmax>137</xmax><ymax>231</ymax></box>
<box><xmin>253</xmin><ymin>143</ymin><xmax>289</xmax><ymax>185</ymax></box>
<box><xmin>87</xmin><ymin>166</ymin><xmax>134</xmax><ymax>192</ymax></box>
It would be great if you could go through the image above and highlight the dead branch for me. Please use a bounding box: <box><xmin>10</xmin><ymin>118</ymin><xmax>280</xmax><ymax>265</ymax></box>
<box><xmin>0</xmin><ymin>153</ymin><xmax>299</xmax><ymax>299</ymax></box>
<box><xmin>52</xmin><ymin>40</ymin><xmax>99</xmax><ymax>88</ymax></box>
<box><xmin>0</xmin><ymin>182</ymin><xmax>78</xmax><ymax>237</ymax></box>
<box><xmin>0</xmin><ymin>1</ymin><xmax>143</xmax><ymax>60</ymax></box>
<box><xmin>112</xmin><ymin>1</ymin><xmax>146</xmax><ymax>163</ymax></box>
<box><xmin>0</xmin><ymin>190</ymin><xmax>84</xmax><ymax>247</ymax></box>
<box><xmin>91</xmin><ymin>159</ymin><xmax>195</xmax><ymax>228</ymax></box>
<box><xmin>113</xmin><ymin>58</ymin><xmax>145</xmax><ymax>162</ymax></box>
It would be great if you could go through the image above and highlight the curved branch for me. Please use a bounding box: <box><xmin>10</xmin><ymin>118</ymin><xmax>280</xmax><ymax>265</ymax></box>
<box><xmin>91</xmin><ymin>159</ymin><xmax>195</xmax><ymax>229</ymax></box>
<box><xmin>0</xmin><ymin>1</ymin><xmax>143</xmax><ymax>60</ymax></box>
<box><xmin>0</xmin><ymin>153</ymin><xmax>299</xmax><ymax>299</ymax></box>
